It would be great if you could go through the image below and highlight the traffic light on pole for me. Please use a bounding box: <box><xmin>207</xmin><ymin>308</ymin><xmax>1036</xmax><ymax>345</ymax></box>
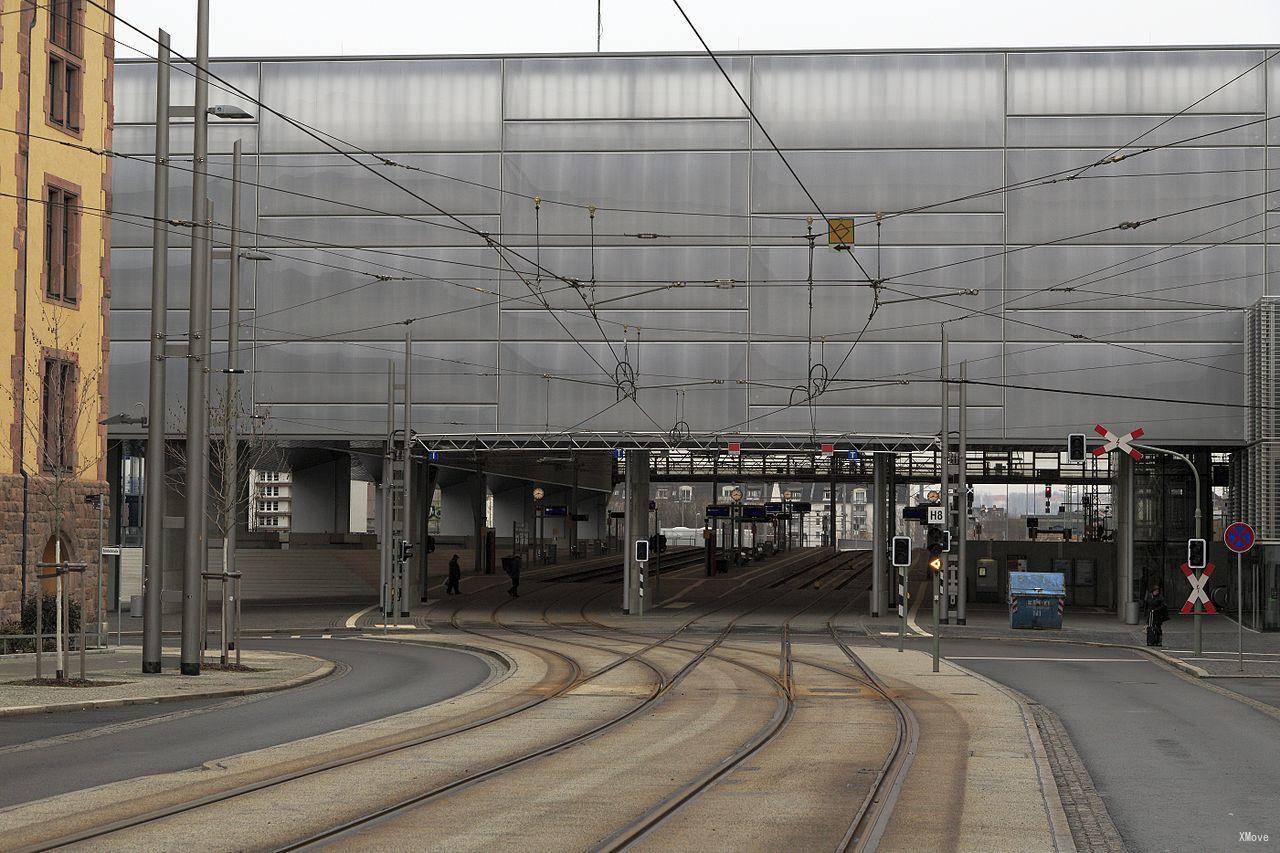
<box><xmin>891</xmin><ymin>536</ymin><xmax>911</xmax><ymax>567</ymax></box>
<box><xmin>1067</xmin><ymin>433</ymin><xmax>1086</xmax><ymax>462</ymax></box>
<box><xmin>925</xmin><ymin>526</ymin><xmax>946</xmax><ymax>572</ymax></box>
<box><xmin>1188</xmin><ymin>538</ymin><xmax>1207</xmax><ymax>570</ymax></box>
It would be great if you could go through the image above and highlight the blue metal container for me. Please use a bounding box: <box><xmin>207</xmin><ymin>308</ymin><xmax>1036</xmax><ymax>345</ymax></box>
<box><xmin>1009</xmin><ymin>572</ymin><xmax>1066</xmax><ymax>629</ymax></box>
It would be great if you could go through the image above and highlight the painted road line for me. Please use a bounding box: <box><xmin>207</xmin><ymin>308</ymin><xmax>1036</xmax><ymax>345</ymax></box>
<box><xmin>321</xmin><ymin>633</ymin><xmax>332</xmax><ymax>639</ymax></box>
<box><xmin>947</xmin><ymin>656</ymin><xmax>1148</xmax><ymax>662</ymax></box>
<box><xmin>344</xmin><ymin>604</ymin><xmax>377</xmax><ymax>629</ymax></box>
<box><xmin>906</xmin><ymin>580</ymin><xmax>930</xmax><ymax>637</ymax></box>
<box><xmin>1165</xmin><ymin>649</ymin><xmax>1280</xmax><ymax>657</ymax></box>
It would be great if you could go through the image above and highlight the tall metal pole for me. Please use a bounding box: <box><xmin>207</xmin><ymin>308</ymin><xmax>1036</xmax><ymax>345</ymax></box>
<box><xmin>222</xmin><ymin>138</ymin><xmax>243</xmax><ymax>667</ymax></box>
<box><xmin>381</xmin><ymin>361</ymin><xmax>394</xmax><ymax>618</ymax></box>
<box><xmin>958</xmin><ymin>360</ymin><xmax>968</xmax><ymax>625</ymax></box>
<box><xmin>181</xmin><ymin>0</ymin><xmax>211</xmax><ymax>676</ymax></box>
<box><xmin>96</xmin><ymin>495</ymin><xmax>104</xmax><ymax>648</ymax></box>
<box><xmin>142</xmin><ymin>29</ymin><xmax>171</xmax><ymax>674</ymax></box>
<box><xmin>872</xmin><ymin>453</ymin><xmax>886</xmax><ymax>618</ymax></box>
<box><xmin>401</xmin><ymin>326</ymin><xmax>413</xmax><ymax>616</ymax></box>
<box><xmin>199</xmin><ymin>197</ymin><xmax>214</xmax><ymax>661</ymax></box>
<box><xmin>935</xmin><ymin>324</ymin><xmax>947</xmax><ymax>670</ymax></box>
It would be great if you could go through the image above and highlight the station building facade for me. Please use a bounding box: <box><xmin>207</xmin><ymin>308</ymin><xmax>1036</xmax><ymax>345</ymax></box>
<box><xmin>102</xmin><ymin>46</ymin><xmax>1280</xmax><ymax>626</ymax></box>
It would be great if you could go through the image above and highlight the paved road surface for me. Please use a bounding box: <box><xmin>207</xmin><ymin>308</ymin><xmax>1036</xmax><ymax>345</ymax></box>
<box><xmin>0</xmin><ymin>638</ymin><xmax>491</xmax><ymax>808</ymax></box>
<box><xmin>915</xmin><ymin>637</ymin><xmax>1280</xmax><ymax>852</ymax></box>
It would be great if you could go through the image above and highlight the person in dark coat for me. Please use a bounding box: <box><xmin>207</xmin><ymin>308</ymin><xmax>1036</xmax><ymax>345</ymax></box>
<box><xmin>1144</xmin><ymin>581</ymin><xmax>1169</xmax><ymax>646</ymax></box>
<box><xmin>446</xmin><ymin>554</ymin><xmax>462</xmax><ymax>596</ymax></box>
<box><xmin>505</xmin><ymin>555</ymin><xmax>521</xmax><ymax>598</ymax></box>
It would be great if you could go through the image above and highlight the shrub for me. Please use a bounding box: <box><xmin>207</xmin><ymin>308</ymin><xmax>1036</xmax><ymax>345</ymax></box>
<box><xmin>22</xmin><ymin>594</ymin><xmax>81</xmax><ymax>637</ymax></box>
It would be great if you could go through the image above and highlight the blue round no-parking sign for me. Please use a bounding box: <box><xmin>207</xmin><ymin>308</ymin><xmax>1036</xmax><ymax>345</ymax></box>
<box><xmin>1224</xmin><ymin>522</ymin><xmax>1255</xmax><ymax>554</ymax></box>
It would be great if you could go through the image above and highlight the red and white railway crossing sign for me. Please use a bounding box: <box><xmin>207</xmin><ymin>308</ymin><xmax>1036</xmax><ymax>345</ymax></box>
<box><xmin>1091</xmin><ymin>424</ymin><xmax>1144</xmax><ymax>460</ymax></box>
<box><xmin>1180</xmin><ymin>562</ymin><xmax>1217</xmax><ymax>615</ymax></box>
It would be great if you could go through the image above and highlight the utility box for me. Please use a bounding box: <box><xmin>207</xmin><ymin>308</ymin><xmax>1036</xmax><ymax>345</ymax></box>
<box><xmin>1009</xmin><ymin>571</ymin><xmax>1065</xmax><ymax>629</ymax></box>
<box><xmin>976</xmin><ymin>558</ymin><xmax>999</xmax><ymax>602</ymax></box>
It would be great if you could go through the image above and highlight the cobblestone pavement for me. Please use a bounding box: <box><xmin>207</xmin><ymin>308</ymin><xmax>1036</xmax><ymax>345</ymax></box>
<box><xmin>1030</xmin><ymin>702</ymin><xmax>1126</xmax><ymax>853</ymax></box>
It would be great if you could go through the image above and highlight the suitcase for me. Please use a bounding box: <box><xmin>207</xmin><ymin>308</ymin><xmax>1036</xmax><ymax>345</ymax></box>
<box><xmin>1146</xmin><ymin>624</ymin><xmax>1160</xmax><ymax>647</ymax></box>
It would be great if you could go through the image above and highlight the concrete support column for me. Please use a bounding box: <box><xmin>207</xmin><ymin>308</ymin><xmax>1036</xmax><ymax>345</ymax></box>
<box><xmin>872</xmin><ymin>453</ymin><xmax>891</xmax><ymax>617</ymax></box>
<box><xmin>438</xmin><ymin>481</ymin><xmax>474</xmax><ymax>537</ymax></box>
<box><xmin>491</xmin><ymin>483</ymin><xmax>528</xmax><ymax>544</ymax></box>
<box><xmin>623</xmin><ymin>450</ymin><xmax>650</xmax><ymax>614</ymax></box>
<box><xmin>470</xmin><ymin>466</ymin><xmax>488</xmax><ymax>575</ymax></box>
<box><xmin>1117</xmin><ymin>453</ymin><xmax>1137</xmax><ymax>623</ymax></box>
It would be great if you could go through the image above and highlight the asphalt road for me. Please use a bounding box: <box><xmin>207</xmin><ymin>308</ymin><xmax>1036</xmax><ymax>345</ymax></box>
<box><xmin>0</xmin><ymin>637</ymin><xmax>492</xmax><ymax>808</ymax></box>
<box><xmin>917</xmin><ymin>637</ymin><xmax>1280</xmax><ymax>853</ymax></box>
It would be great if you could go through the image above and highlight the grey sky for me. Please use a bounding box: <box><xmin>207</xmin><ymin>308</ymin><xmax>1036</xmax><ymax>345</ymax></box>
<box><xmin>115</xmin><ymin>1</ymin><xmax>1280</xmax><ymax>59</ymax></box>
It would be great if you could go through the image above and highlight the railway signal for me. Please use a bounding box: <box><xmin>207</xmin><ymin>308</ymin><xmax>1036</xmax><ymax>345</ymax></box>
<box><xmin>1187</xmin><ymin>538</ymin><xmax>1207</xmax><ymax>570</ymax></box>
<box><xmin>891</xmin><ymin>536</ymin><xmax>911</xmax><ymax>567</ymax></box>
<box><xmin>1067</xmin><ymin>433</ymin><xmax>1086</xmax><ymax>462</ymax></box>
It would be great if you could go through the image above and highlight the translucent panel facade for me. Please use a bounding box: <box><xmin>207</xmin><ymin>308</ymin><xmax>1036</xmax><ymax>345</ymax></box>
<box><xmin>109</xmin><ymin>48</ymin><xmax>1276</xmax><ymax>445</ymax></box>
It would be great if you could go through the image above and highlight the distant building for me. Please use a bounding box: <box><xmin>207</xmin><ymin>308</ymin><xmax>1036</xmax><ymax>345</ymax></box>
<box><xmin>250</xmin><ymin>469</ymin><xmax>292</xmax><ymax>531</ymax></box>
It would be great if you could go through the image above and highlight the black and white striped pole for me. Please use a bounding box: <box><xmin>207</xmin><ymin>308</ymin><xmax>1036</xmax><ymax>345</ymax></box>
<box><xmin>634</xmin><ymin>538</ymin><xmax>650</xmax><ymax>617</ymax></box>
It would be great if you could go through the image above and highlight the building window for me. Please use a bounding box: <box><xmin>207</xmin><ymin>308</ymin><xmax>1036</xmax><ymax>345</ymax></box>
<box><xmin>41</xmin><ymin>357</ymin><xmax>77</xmax><ymax>472</ymax></box>
<box><xmin>47</xmin><ymin>1</ymin><xmax>83</xmax><ymax>134</ymax></box>
<box><xmin>50</xmin><ymin>1</ymin><xmax>82</xmax><ymax>53</ymax></box>
<box><xmin>44</xmin><ymin>183</ymin><xmax>79</xmax><ymax>304</ymax></box>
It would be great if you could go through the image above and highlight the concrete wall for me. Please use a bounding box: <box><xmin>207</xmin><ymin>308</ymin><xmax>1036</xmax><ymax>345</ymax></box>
<box><xmin>963</xmin><ymin>539</ymin><xmax>1117</xmax><ymax>610</ymax></box>
<box><xmin>290</xmin><ymin>459</ymin><xmax>351</xmax><ymax>534</ymax></box>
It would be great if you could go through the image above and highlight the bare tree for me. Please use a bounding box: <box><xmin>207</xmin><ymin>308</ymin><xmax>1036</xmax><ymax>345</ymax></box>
<box><xmin>0</xmin><ymin>305</ymin><xmax>107</xmax><ymax>681</ymax></box>
<box><xmin>167</xmin><ymin>379</ymin><xmax>282</xmax><ymax>665</ymax></box>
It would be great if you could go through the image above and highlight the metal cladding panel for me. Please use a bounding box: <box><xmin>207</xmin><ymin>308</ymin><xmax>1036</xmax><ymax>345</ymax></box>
<box><xmin>109</xmin><ymin>49</ymin><xmax>1273</xmax><ymax>445</ymax></box>
<box><xmin>1007</xmin><ymin>114</ymin><xmax>1264</xmax><ymax>149</ymax></box>
<box><xmin>498</xmin><ymin>309</ymin><xmax>747</xmax><ymax>342</ymax></box>
<box><xmin>253</xmin><ymin>249</ymin><xmax>501</xmax><ymax>341</ymax></box>
<box><xmin>1006</xmin><ymin>244</ymin><xmax>1265</xmax><ymax>310</ymax></box>
<box><xmin>256</xmin><ymin>215</ymin><xmax>499</xmax><ymax>249</ymax></box>
<box><xmin>108</xmin><ymin>341</ymin><xmax>189</xmax><ymax>416</ymax></box>
<box><xmin>503</xmin><ymin>55</ymin><xmax>751</xmax><ymax>119</ymax></box>
<box><xmin>747</xmin><ymin>404</ymin><xmax>1003</xmax><ymax>436</ymax></box>
<box><xmin>259</xmin><ymin>59</ymin><xmax>502</xmax><ymax>152</ymax></box>
<box><xmin>1008</xmin><ymin>50</ymin><xmax>1266</xmax><ymax>115</ymax></box>
<box><xmin>111</xmin><ymin>309</ymin><xmax>233</xmax><ymax>341</ymax></box>
<box><xmin>1006</xmin><ymin>147</ymin><xmax>1265</xmax><ymax>245</ymax></box>
<box><xmin>269</xmin><ymin>404</ymin><xmax>497</xmax><ymax>437</ymax></box>
<box><xmin>113</xmin><ymin>124</ymin><xmax>259</xmax><ymax>155</ymax></box>
<box><xmin>748</xmin><ymin>246</ymin><xmax>1002</xmax><ymax>342</ymax></box>
<box><xmin>109</xmin><ymin>247</ymin><xmax>244</xmax><ymax>310</ymax></box>
<box><xmin>114</xmin><ymin>60</ymin><xmax>260</xmax><ymax>124</ymax></box>
<box><xmin>1004</xmin><ymin>309</ymin><xmax>1243</xmax><ymax>342</ymax></box>
<box><xmin>1271</xmin><ymin>61</ymin><xmax>1280</xmax><ymax>145</ymax></box>
<box><xmin>253</xmin><ymin>342</ymin><xmax>498</xmax><ymax>405</ymax></box>
<box><xmin>257</xmin><ymin>154</ymin><xmax>499</xmax><ymax>215</ymax></box>
<box><xmin>504</xmin><ymin>119</ymin><xmax>750</xmax><ymax>151</ymax></box>
<box><xmin>1001</xmin><ymin>343</ymin><xmax>1243</xmax><ymax>440</ymax></box>
<box><xmin>751</xmin><ymin>150</ymin><xmax>1005</xmax><ymax>215</ymax></box>
<box><xmin>748</xmin><ymin>342</ymin><xmax>1003</xmax><ymax>406</ymax></box>
<box><xmin>501</xmin><ymin>151</ymin><xmax>750</xmax><ymax>245</ymax></box>
<box><xmin>112</xmin><ymin>154</ymin><xmax>256</xmax><ymax>248</ymax></box>
<box><xmin>498</xmin><ymin>342</ymin><xmax>747</xmax><ymax>431</ymax></box>
<box><xmin>751</xmin><ymin>212</ymin><xmax>1005</xmax><ymax>246</ymax></box>
<box><xmin>498</xmin><ymin>246</ymin><xmax>749</xmax><ymax>309</ymax></box>
<box><xmin>751</xmin><ymin>53</ymin><xmax>1004</xmax><ymax>148</ymax></box>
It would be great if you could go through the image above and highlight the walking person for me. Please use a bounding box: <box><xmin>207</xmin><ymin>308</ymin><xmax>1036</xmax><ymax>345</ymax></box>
<box><xmin>505</xmin><ymin>554</ymin><xmax>521</xmax><ymax>598</ymax></box>
<box><xmin>1144</xmin><ymin>580</ymin><xmax>1169</xmax><ymax>647</ymax></box>
<box><xmin>445</xmin><ymin>554</ymin><xmax>462</xmax><ymax>596</ymax></box>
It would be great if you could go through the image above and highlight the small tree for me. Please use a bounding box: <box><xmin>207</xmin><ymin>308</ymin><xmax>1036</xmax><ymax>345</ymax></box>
<box><xmin>0</xmin><ymin>305</ymin><xmax>107</xmax><ymax>680</ymax></box>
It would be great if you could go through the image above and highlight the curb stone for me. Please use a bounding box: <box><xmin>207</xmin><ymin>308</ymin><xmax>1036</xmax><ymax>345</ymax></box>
<box><xmin>0</xmin><ymin>654</ymin><xmax>336</xmax><ymax>718</ymax></box>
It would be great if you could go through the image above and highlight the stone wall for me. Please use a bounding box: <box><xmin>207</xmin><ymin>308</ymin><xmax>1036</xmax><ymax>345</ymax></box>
<box><xmin>0</xmin><ymin>474</ymin><xmax>108</xmax><ymax>624</ymax></box>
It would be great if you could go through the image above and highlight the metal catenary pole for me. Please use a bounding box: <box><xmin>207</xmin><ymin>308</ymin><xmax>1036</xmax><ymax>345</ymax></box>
<box><xmin>96</xmin><ymin>493</ymin><xmax>104</xmax><ymax>648</ymax></box>
<box><xmin>142</xmin><ymin>28</ymin><xmax>171</xmax><ymax>674</ymax></box>
<box><xmin>222</xmin><ymin>138</ymin><xmax>244</xmax><ymax>668</ymax></box>
<box><xmin>958</xmin><ymin>361</ymin><xmax>968</xmax><ymax>625</ymax></box>
<box><xmin>180</xmin><ymin>0</ymin><xmax>211</xmax><ymax>676</ymax></box>
<box><xmin>401</xmin><ymin>325</ymin><xmax>413</xmax><ymax>617</ymax></box>
<box><xmin>935</xmin><ymin>324</ymin><xmax>948</xmax><ymax>671</ymax></box>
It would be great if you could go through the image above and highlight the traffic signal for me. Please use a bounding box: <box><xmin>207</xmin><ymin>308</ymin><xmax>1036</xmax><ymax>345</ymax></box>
<box><xmin>928</xmin><ymin>554</ymin><xmax>943</xmax><ymax>573</ymax></box>
<box><xmin>1188</xmin><ymin>538</ymin><xmax>1207</xmax><ymax>570</ymax></box>
<box><xmin>398</xmin><ymin>540</ymin><xmax>414</xmax><ymax>562</ymax></box>
<box><xmin>891</xmin><ymin>536</ymin><xmax>911</xmax><ymax>567</ymax></box>
<box><xmin>1067</xmin><ymin>433</ymin><xmax>1087</xmax><ymax>462</ymax></box>
<box><xmin>926</xmin><ymin>525</ymin><xmax>946</xmax><ymax>556</ymax></box>
<box><xmin>942</xmin><ymin>530</ymin><xmax>952</xmax><ymax>553</ymax></box>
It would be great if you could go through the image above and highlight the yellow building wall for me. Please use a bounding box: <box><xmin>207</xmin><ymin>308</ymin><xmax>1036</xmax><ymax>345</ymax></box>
<box><xmin>1</xmin><ymin>2</ymin><xmax>113</xmax><ymax>481</ymax></box>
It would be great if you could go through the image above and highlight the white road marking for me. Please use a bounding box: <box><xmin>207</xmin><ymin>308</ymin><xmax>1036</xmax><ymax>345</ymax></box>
<box><xmin>1165</xmin><ymin>649</ymin><xmax>1280</xmax><ymax>657</ymax></box>
<box><xmin>344</xmin><ymin>604</ymin><xmax>377</xmax><ymax>629</ymax></box>
<box><xmin>321</xmin><ymin>633</ymin><xmax>332</xmax><ymax>639</ymax></box>
<box><xmin>289</xmin><ymin>635</ymin><xmax>301</xmax><ymax>639</ymax></box>
<box><xmin>947</xmin><ymin>656</ymin><xmax>1148</xmax><ymax>662</ymax></box>
<box><xmin>905</xmin><ymin>581</ymin><xmax>931</xmax><ymax>637</ymax></box>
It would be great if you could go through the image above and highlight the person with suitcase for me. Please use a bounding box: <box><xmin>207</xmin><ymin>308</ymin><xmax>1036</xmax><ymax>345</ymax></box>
<box><xmin>1144</xmin><ymin>581</ymin><xmax>1169</xmax><ymax>646</ymax></box>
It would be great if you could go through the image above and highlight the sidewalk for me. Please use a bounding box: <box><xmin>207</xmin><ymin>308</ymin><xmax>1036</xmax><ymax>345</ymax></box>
<box><xmin>865</xmin><ymin>595</ymin><xmax>1280</xmax><ymax>678</ymax></box>
<box><xmin>0</xmin><ymin>646</ymin><xmax>334</xmax><ymax>717</ymax></box>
